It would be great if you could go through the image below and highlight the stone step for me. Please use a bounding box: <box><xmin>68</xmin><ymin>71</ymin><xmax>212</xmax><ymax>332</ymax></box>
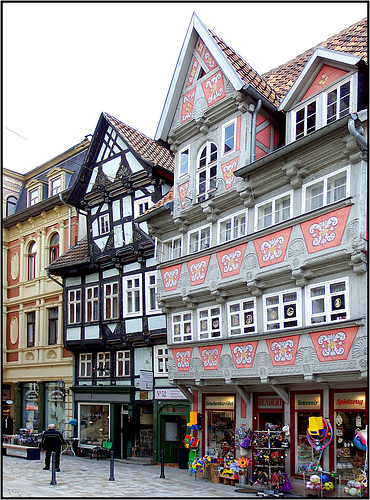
<box><xmin>125</xmin><ymin>457</ymin><xmax>156</xmax><ymax>465</ymax></box>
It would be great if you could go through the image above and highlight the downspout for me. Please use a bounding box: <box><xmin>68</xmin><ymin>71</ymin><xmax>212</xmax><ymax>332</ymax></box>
<box><xmin>251</xmin><ymin>99</ymin><xmax>262</xmax><ymax>163</ymax></box>
<box><xmin>46</xmin><ymin>268</ymin><xmax>63</xmax><ymax>287</ymax></box>
<box><xmin>59</xmin><ymin>193</ymin><xmax>72</xmax><ymax>249</ymax></box>
<box><xmin>347</xmin><ymin>113</ymin><xmax>367</xmax><ymax>152</ymax></box>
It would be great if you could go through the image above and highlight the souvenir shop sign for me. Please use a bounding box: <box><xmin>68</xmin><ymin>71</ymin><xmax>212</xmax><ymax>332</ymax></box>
<box><xmin>205</xmin><ymin>396</ymin><xmax>235</xmax><ymax>410</ymax></box>
<box><xmin>310</xmin><ymin>326</ymin><xmax>358</xmax><ymax>361</ymax></box>
<box><xmin>334</xmin><ymin>392</ymin><xmax>366</xmax><ymax>410</ymax></box>
<box><xmin>258</xmin><ymin>396</ymin><xmax>282</xmax><ymax>409</ymax></box>
<box><xmin>294</xmin><ymin>394</ymin><xmax>321</xmax><ymax>410</ymax></box>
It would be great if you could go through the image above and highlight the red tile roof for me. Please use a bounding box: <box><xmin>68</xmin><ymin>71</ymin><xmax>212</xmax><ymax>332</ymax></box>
<box><xmin>104</xmin><ymin>113</ymin><xmax>174</xmax><ymax>172</ymax></box>
<box><xmin>48</xmin><ymin>237</ymin><xmax>90</xmax><ymax>269</ymax></box>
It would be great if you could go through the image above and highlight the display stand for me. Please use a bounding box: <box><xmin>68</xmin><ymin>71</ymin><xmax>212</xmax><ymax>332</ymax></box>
<box><xmin>252</xmin><ymin>429</ymin><xmax>285</xmax><ymax>487</ymax></box>
<box><xmin>303</xmin><ymin>470</ymin><xmax>340</xmax><ymax>498</ymax></box>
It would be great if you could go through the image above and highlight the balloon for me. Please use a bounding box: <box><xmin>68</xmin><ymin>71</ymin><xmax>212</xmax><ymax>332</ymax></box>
<box><xmin>353</xmin><ymin>430</ymin><xmax>367</xmax><ymax>450</ymax></box>
<box><xmin>321</xmin><ymin>474</ymin><xmax>329</xmax><ymax>483</ymax></box>
<box><xmin>310</xmin><ymin>474</ymin><xmax>320</xmax><ymax>484</ymax></box>
<box><xmin>349</xmin><ymin>488</ymin><xmax>358</xmax><ymax>496</ymax></box>
<box><xmin>306</xmin><ymin>482</ymin><xmax>314</xmax><ymax>490</ymax></box>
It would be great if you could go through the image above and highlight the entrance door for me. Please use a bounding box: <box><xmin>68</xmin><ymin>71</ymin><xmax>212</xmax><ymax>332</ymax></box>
<box><xmin>160</xmin><ymin>414</ymin><xmax>187</xmax><ymax>463</ymax></box>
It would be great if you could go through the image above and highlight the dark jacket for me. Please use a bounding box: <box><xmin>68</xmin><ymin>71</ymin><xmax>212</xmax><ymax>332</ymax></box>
<box><xmin>41</xmin><ymin>429</ymin><xmax>66</xmax><ymax>452</ymax></box>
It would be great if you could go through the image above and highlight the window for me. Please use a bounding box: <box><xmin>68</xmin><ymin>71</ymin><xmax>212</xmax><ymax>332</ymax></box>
<box><xmin>218</xmin><ymin>210</ymin><xmax>247</xmax><ymax>244</ymax></box>
<box><xmin>116</xmin><ymin>351</ymin><xmax>130</xmax><ymax>377</ymax></box>
<box><xmin>48</xmin><ymin>307</ymin><xmax>58</xmax><ymax>345</ymax></box>
<box><xmin>26</xmin><ymin>311</ymin><xmax>36</xmax><ymax>347</ymax></box>
<box><xmin>28</xmin><ymin>242</ymin><xmax>37</xmax><ymax>280</ymax></box>
<box><xmin>29</xmin><ymin>188</ymin><xmax>39</xmax><ymax>206</ymax></box>
<box><xmin>99</xmin><ymin>214</ymin><xmax>110</xmax><ymax>235</ymax></box>
<box><xmin>134</xmin><ymin>196</ymin><xmax>152</xmax><ymax>218</ymax></box>
<box><xmin>222</xmin><ymin>119</ymin><xmax>236</xmax><ymax>155</ymax></box>
<box><xmin>162</xmin><ymin>236</ymin><xmax>182</xmax><ymax>260</ymax></box>
<box><xmin>179</xmin><ymin>147</ymin><xmax>190</xmax><ymax>177</ymax></box>
<box><xmin>96</xmin><ymin>352</ymin><xmax>111</xmax><ymax>377</ymax></box>
<box><xmin>295</xmin><ymin>100</ymin><xmax>317</xmax><ymax>140</ymax></box>
<box><xmin>307</xmin><ymin>279</ymin><xmax>348</xmax><ymax>324</ymax></box>
<box><xmin>49</xmin><ymin>233</ymin><xmax>59</xmax><ymax>264</ymax></box>
<box><xmin>154</xmin><ymin>346</ymin><xmax>168</xmax><ymax>377</ymax></box>
<box><xmin>123</xmin><ymin>276</ymin><xmax>142</xmax><ymax>316</ymax></box>
<box><xmin>264</xmin><ymin>289</ymin><xmax>301</xmax><ymax>331</ymax></box>
<box><xmin>228</xmin><ymin>299</ymin><xmax>256</xmax><ymax>336</ymax></box>
<box><xmin>145</xmin><ymin>272</ymin><xmax>160</xmax><ymax>314</ymax></box>
<box><xmin>255</xmin><ymin>192</ymin><xmax>292</xmax><ymax>231</ymax></box>
<box><xmin>172</xmin><ymin>312</ymin><xmax>193</xmax><ymax>342</ymax></box>
<box><xmin>86</xmin><ymin>286</ymin><xmax>99</xmax><ymax>322</ymax></box>
<box><xmin>51</xmin><ymin>176</ymin><xmax>61</xmax><ymax>196</ymax></box>
<box><xmin>78</xmin><ymin>404</ymin><xmax>109</xmax><ymax>445</ymax></box>
<box><xmin>79</xmin><ymin>353</ymin><xmax>92</xmax><ymax>378</ymax></box>
<box><xmin>68</xmin><ymin>289</ymin><xmax>81</xmax><ymax>324</ymax></box>
<box><xmin>188</xmin><ymin>225</ymin><xmax>211</xmax><ymax>254</ymax></box>
<box><xmin>6</xmin><ymin>196</ymin><xmax>17</xmax><ymax>216</ymax></box>
<box><xmin>104</xmin><ymin>282</ymin><xmax>119</xmax><ymax>320</ymax></box>
<box><xmin>198</xmin><ymin>306</ymin><xmax>221</xmax><ymax>340</ymax></box>
<box><xmin>326</xmin><ymin>80</ymin><xmax>351</xmax><ymax>124</ymax></box>
<box><xmin>197</xmin><ymin>141</ymin><xmax>218</xmax><ymax>202</ymax></box>
<box><xmin>303</xmin><ymin>167</ymin><xmax>349</xmax><ymax>212</ymax></box>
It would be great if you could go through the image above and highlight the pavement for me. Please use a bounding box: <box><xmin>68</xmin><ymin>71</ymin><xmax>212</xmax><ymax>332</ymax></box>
<box><xmin>2</xmin><ymin>454</ymin><xmax>283</xmax><ymax>498</ymax></box>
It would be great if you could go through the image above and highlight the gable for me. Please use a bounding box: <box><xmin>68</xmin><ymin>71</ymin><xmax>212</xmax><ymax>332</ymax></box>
<box><xmin>300</xmin><ymin>64</ymin><xmax>349</xmax><ymax>101</ymax></box>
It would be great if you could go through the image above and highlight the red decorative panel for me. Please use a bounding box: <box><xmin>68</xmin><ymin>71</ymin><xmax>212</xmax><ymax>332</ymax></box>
<box><xmin>266</xmin><ymin>335</ymin><xmax>300</xmax><ymax>366</ymax></box>
<box><xmin>310</xmin><ymin>326</ymin><xmax>358</xmax><ymax>361</ymax></box>
<box><xmin>186</xmin><ymin>57</ymin><xmax>199</xmax><ymax>88</ymax></box>
<box><xmin>199</xmin><ymin>345</ymin><xmax>222</xmax><ymax>370</ymax></box>
<box><xmin>241</xmin><ymin>397</ymin><xmax>246</xmax><ymax>418</ymax></box>
<box><xmin>256</xmin><ymin>123</ymin><xmax>271</xmax><ymax>149</ymax></box>
<box><xmin>230</xmin><ymin>341</ymin><xmax>258</xmax><ymax>368</ymax></box>
<box><xmin>216</xmin><ymin>243</ymin><xmax>247</xmax><ymax>278</ymax></box>
<box><xmin>202</xmin><ymin>47</ymin><xmax>217</xmax><ymax>71</ymax></box>
<box><xmin>196</xmin><ymin>38</ymin><xmax>205</xmax><ymax>56</ymax></box>
<box><xmin>181</xmin><ymin>89</ymin><xmax>196</xmax><ymax>124</ymax></box>
<box><xmin>221</xmin><ymin>156</ymin><xmax>239</xmax><ymax>189</ymax></box>
<box><xmin>160</xmin><ymin>264</ymin><xmax>182</xmax><ymax>291</ymax></box>
<box><xmin>255</xmin><ymin>146</ymin><xmax>265</xmax><ymax>161</ymax></box>
<box><xmin>302</xmin><ymin>65</ymin><xmax>348</xmax><ymax>101</ymax></box>
<box><xmin>172</xmin><ymin>347</ymin><xmax>193</xmax><ymax>371</ymax></box>
<box><xmin>201</xmin><ymin>71</ymin><xmax>225</xmax><ymax>106</ymax></box>
<box><xmin>187</xmin><ymin>255</ymin><xmax>211</xmax><ymax>285</ymax></box>
<box><xmin>254</xmin><ymin>227</ymin><xmax>292</xmax><ymax>268</ymax></box>
<box><xmin>178</xmin><ymin>181</ymin><xmax>189</xmax><ymax>209</ymax></box>
<box><xmin>300</xmin><ymin>206</ymin><xmax>351</xmax><ymax>254</ymax></box>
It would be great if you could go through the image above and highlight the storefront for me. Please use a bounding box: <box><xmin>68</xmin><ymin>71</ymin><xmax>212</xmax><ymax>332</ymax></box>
<box><xmin>203</xmin><ymin>395</ymin><xmax>235</xmax><ymax>459</ymax></box>
<box><xmin>22</xmin><ymin>383</ymin><xmax>40</xmax><ymax>431</ymax></box>
<box><xmin>291</xmin><ymin>391</ymin><xmax>323</xmax><ymax>474</ymax></box>
<box><xmin>78</xmin><ymin>403</ymin><xmax>110</xmax><ymax>445</ymax></box>
<box><xmin>329</xmin><ymin>389</ymin><xmax>367</xmax><ymax>481</ymax></box>
<box><xmin>253</xmin><ymin>393</ymin><xmax>284</xmax><ymax>430</ymax></box>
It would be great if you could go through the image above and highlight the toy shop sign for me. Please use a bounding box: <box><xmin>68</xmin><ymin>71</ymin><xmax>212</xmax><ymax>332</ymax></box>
<box><xmin>334</xmin><ymin>392</ymin><xmax>366</xmax><ymax>410</ymax></box>
<box><xmin>257</xmin><ymin>396</ymin><xmax>282</xmax><ymax>409</ymax></box>
<box><xmin>205</xmin><ymin>396</ymin><xmax>234</xmax><ymax>410</ymax></box>
<box><xmin>294</xmin><ymin>394</ymin><xmax>321</xmax><ymax>410</ymax></box>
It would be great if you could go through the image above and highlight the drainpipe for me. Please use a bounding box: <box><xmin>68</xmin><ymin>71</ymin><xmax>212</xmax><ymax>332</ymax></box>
<box><xmin>46</xmin><ymin>268</ymin><xmax>63</xmax><ymax>287</ymax></box>
<box><xmin>347</xmin><ymin>113</ymin><xmax>367</xmax><ymax>152</ymax></box>
<box><xmin>59</xmin><ymin>193</ymin><xmax>72</xmax><ymax>249</ymax></box>
<box><xmin>251</xmin><ymin>99</ymin><xmax>262</xmax><ymax>163</ymax></box>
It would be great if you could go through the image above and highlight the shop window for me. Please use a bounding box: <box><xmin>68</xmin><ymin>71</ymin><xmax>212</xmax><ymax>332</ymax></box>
<box><xmin>172</xmin><ymin>312</ymin><xmax>193</xmax><ymax>343</ymax></box>
<box><xmin>188</xmin><ymin>224</ymin><xmax>211</xmax><ymax>254</ymax></box>
<box><xmin>306</xmin><ymin>278</ymin><xmax>348</xmax><ymax>324</ymax></box>
<box><xmin>68</xmin><ymin>289</ymin><xmax>81</xmax><ymax>324</ymax></box>
<box><xmin>263</xmin><ymin>289</ymin><xmax>301</xmax><ymax>331</ymax></box>
<box><xmin>302</xmin><ymin>166</ymin><xmax>349</xmax><ymax>212</ymax></box>
<box><xmin>154</xmin><ymin>345</ymin><xmax>168</xmax><ymax>377</ymax></box>
<box><xmin>145</xmin><ymin>271</ymin><xmax>160</xmax><ymax>314</ymax></box>
<box><xmin>6</xmin><ymin>196</ymin><xmax>17</xmax><ymax>216</ymax></box>
<box><xmin>123</xmin><ymin>276</ymin><xmax>142</xmax><ymax>316</ymax></box>
<box><xmin>255</xmin><ymin>191</ymin><xmax>292</xmax><ymax>231</ymax></box>
<box><xmin>205</xmin><ymin>396</ymin><xmax>235</xmax><ymax>458</ymax></box>
<box><xmin>78</xmin><ymin>404</ymin><xmax>110</xmax><ymax>445</ymax></box>
<box><xmin>45</xmin><ymin>382</ymin><xmax>65</xmax><ymax>434</ymax></box>
<box><xmin>296</xmin><ymin>411</ymin><xmax>322</xmax><ymax>473</ymax></box>
<box><xmin>228</xmin><ymin>298</ymin><xmax>256</xmax><ymax>336</ymax></box>
<box><xmin>48</xmin><ymin>307</ymin><xmax>58</xmax><ymax>345</ymax></box>
<box><xmin>49</xmin><ymin>233</ymin><xmax>59</xmax><ymax>264</ymax></box>
<box><xmin>79</xmin><ymin>353</ymin><xmax>92</xmax><ymax>378</ymax></box>
<box><xmin>198</xmin><ymin>306</ymin><xmax>221</xmax><ymax>340</ymax></box>
<box><xmin>22</xmin><ymin>383</ymin><xmax>39</xmax><ymax>431</ymax></box>
<box><xmin>28</xmin><ymin>241</ymin><xmax>37</xmax><ymax>280</ymax></box>
<box><xmin>26</xmin><ymin>311</ymin><xmax>36</xmax><ymax>347</ymax></box>
<box><xmin>86</xmin><ymin>285</ymin><xmax>99</xmax><ymax>322</ymax></box>
<box><xmin>116</xmin><ymin>350</ymin><xmax>130</xmax><ymax>377</ymax></box>
<box><xmin>218</xmin><ymin>209</ymin><xmax>247</xmax><ymax>244</ymax></box>
<box><xmin>104</xmin><ymin>282</ymin><xmax>119</xmax><ymax>319</ymax></box>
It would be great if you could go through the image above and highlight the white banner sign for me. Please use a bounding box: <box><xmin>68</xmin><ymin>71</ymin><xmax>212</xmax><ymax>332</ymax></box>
<box><xmin>154</xmin><ymin>388</ymin><xmax>187</xmax><ymax>400</ymax></box>
<box><xmin>139</xmin><ymin>370</ymin><xmax>153</xmax><ymax>391</ymax></box>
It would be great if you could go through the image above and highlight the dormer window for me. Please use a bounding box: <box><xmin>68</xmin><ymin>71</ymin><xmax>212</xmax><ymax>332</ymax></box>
<box><xmin>295</xmin><ymin>101</ymin><xmax>316</xmax><ymax>139</ymax></box>
<box><xmin>326</xmin><ymin>80</ymin><xmax>350</xmax><ymax>123</ymax></box>
<box><xmin>29</xmin><ymin>188</ymin><xmax>39</xmax><ymax>206</ymax></box>
<box><xmin>197</xmin><ymin>141</ymin><xmax>217</xmax><ymax>203</ymax></box>
<box><xmin>51</xmin><ymin>176</ymin><xmax>61</xmax><ymax>196</ymax></box>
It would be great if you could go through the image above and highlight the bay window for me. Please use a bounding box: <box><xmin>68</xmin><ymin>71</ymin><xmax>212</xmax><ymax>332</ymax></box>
<box><xmin>172</xmin><ymin>312</ymin><xmax>193</xmax><ymax>342</ymax></box>
<box><xmin>228</xmin><ymin>298</ymin><xmax>256</xmax><ymax>336</ymax></box>
<box><xmin>264</xmin><ymin>289</ymin><xmax>301</xmax><ymax>331</ymax></box>
<box><xmin>306</xmin><ymin>278</ymin><xmax>348</xmax><ymax>324</ymax></box>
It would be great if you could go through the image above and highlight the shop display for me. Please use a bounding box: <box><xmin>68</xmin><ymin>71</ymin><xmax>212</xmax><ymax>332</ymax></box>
<box><xmin>304</xmin><ymin>468</ymin><xmax>339</xmax><ymax>496</ymax></box>
<box><xmin>3</xmin><ymin>429</ymin><xmax>41</xmax><ymax>447</ymax></box>
<box><xmin>205</xmin><ymin>409</ymin><xmax>234</xmax><ymax>459</ymax></box>
<box><xmin>335</xmin><ymin>412</ymin><xmax>367</xmax><ymax>481</ymax></box>
<box><xmin>251</xmin><ymin>428</ymin><xmax>286</xmax><ymax>487</ymax></box>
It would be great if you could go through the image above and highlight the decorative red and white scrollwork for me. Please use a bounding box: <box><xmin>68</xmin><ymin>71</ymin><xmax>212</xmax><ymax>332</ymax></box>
<box><xmin>308</xmin><ymin>216</ymin><xmax>339</xmax><ymax>246</ymax></box>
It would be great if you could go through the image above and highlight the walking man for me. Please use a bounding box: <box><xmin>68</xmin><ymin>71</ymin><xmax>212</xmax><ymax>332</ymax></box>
<box><xmin>40</xmin><ymin>424</ymin><xmax>66</xmax><ymax>472</ymax></box>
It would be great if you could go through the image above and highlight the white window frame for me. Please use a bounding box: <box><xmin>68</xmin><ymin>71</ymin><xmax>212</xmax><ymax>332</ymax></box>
<box><xmin>154</xmin><ymin>345</ymin><xmax>169</xmax><ymax>377</ymax></box>
<box><xmin>198</xmin><ymin>306</ymin><xmax>221</xmax><ymax>340</ymax></box>
<box><xmin>51</xmin><ymin>176</ymin><xmax>61</xmax><ymax>196</ymax></box>
<box><xmin>68</xmin><ymin>289</ymin><xmax>81</xmax><ymax>324</ymax></box>
<box><xmin>217</xmin><ymin>209</ymin><xmax>247</xmax><ymax>244</ymax></box>
<box><xmin>179</xmin><ymin>146</ymin><xmax>190</xmax><ymax>177</ymax></box>
<box><xmin>104</xmin><ymin>282</ymin><xmax>119</xmax><ymax>320</ymax></box>
<box><xmin>188</xmin><ymin>224</ymin><xmax>211</xmax><ymax>254</ymax></box>
<box><xmin>145</xmin><ymin>271</ymin><xmax>161</xmax><ymax>314</ymax></box>
<box><xmin>255</xmin><ymin>190</ymin><xmax>293</xmax><ymax>231</ymax></box>
<box><xmin>294</xmin><ymin>98</ymin><xmax>317</xmax><ymax>140</ymax></box>
<box><xmin>263</xmin><ymin>288</ymin><xmax>301</xmax><ymax>331</ymax></box>
<box><xmin>116</xmin><ymin>350</ymin><xmax>130</xmax><ymax>377</ymax></box>
<box><xmin>306</xmin><ymin>278</ymin><xmax>349</xmax><ymax>325</ymax></box>
<box><xmin>222</xmin><ymin>118</ymin><xmax>237</xmax><ymax>156</ymax></box>
<box><xmin>96</xmin><ymin>352</ymin><xmax>111</xmax><ymax>378</ymax></box>
<box><xmin>227</xmin><ymin>298</ymin><xmax>256</xmax><ymax>337</ymax></box>
<box><xmin>123</xmin><ymin>275</ymin><xmax>142</xmax><ymax>316</ymax></box>
<box><xmin>79</xmin><ymin>353</ymin><xmax>92</xmax><ymax>378</ymax></box>
<box><xmin>134</xmin><ymin>196</ymin><xmax>152</xmax><ymax>218</ymax></box>
<box><xmin>29</xmin><ymin>188</ymin><xmax>39</xmax><ymax>206</ymax></box>
<box><xmin>302</xmin><ymin>166</ymin><xmax>350</xmax><ymax>213</ymax></box>
<box><xmin>162</xmin><ymin>236</ymin><xmax>182</xmax><ymax>261</ymax></box>
<box><xmin>99</xmin><ymin>214</ymin><xmax>110</xmax><ymax>235</ymax></box>
<box><xmin>86</xmin><ymin>285</ymin><xmax>99</xmax><ymax>322</ymax></box>
<box><xmin>172</xmin><ymin>312</ymin><xmax>193</xmax><ymax>343</ymax></box>
<box><xmin>325</xmin><ymin>75</ymin><xmax>354</xmax><ymax>125</ymax></box>
<box><xmin>196</xmin><ymin>141</ymin><xmax>218</xmax><ymax>203</ymax></box>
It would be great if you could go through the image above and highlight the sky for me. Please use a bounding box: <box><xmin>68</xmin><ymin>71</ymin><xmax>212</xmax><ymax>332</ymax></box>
<box><xmin>3</xmin><ymin>2</ymin><xmax>368</xmax><ymax>174</ymax></box>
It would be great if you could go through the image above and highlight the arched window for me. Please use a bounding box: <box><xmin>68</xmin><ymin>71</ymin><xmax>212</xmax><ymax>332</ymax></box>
<box><xmin>49</xmin><ymin>233</ymin><xmax>59</xmax><ymax>263</ymax></box>
<box><xmin>28</xmin><ymin>242</ymin><xmax>37</xmax><ymax>280</ymax></box>
<box><xmin>197</xmin><ymin>141</ymin><xmax>218</xmax><ymax>203</ymax></box>
<box><xmin>6</xmin><ymin>196</ymin><xmax>17</xmax><ymax>216</ymax></box>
